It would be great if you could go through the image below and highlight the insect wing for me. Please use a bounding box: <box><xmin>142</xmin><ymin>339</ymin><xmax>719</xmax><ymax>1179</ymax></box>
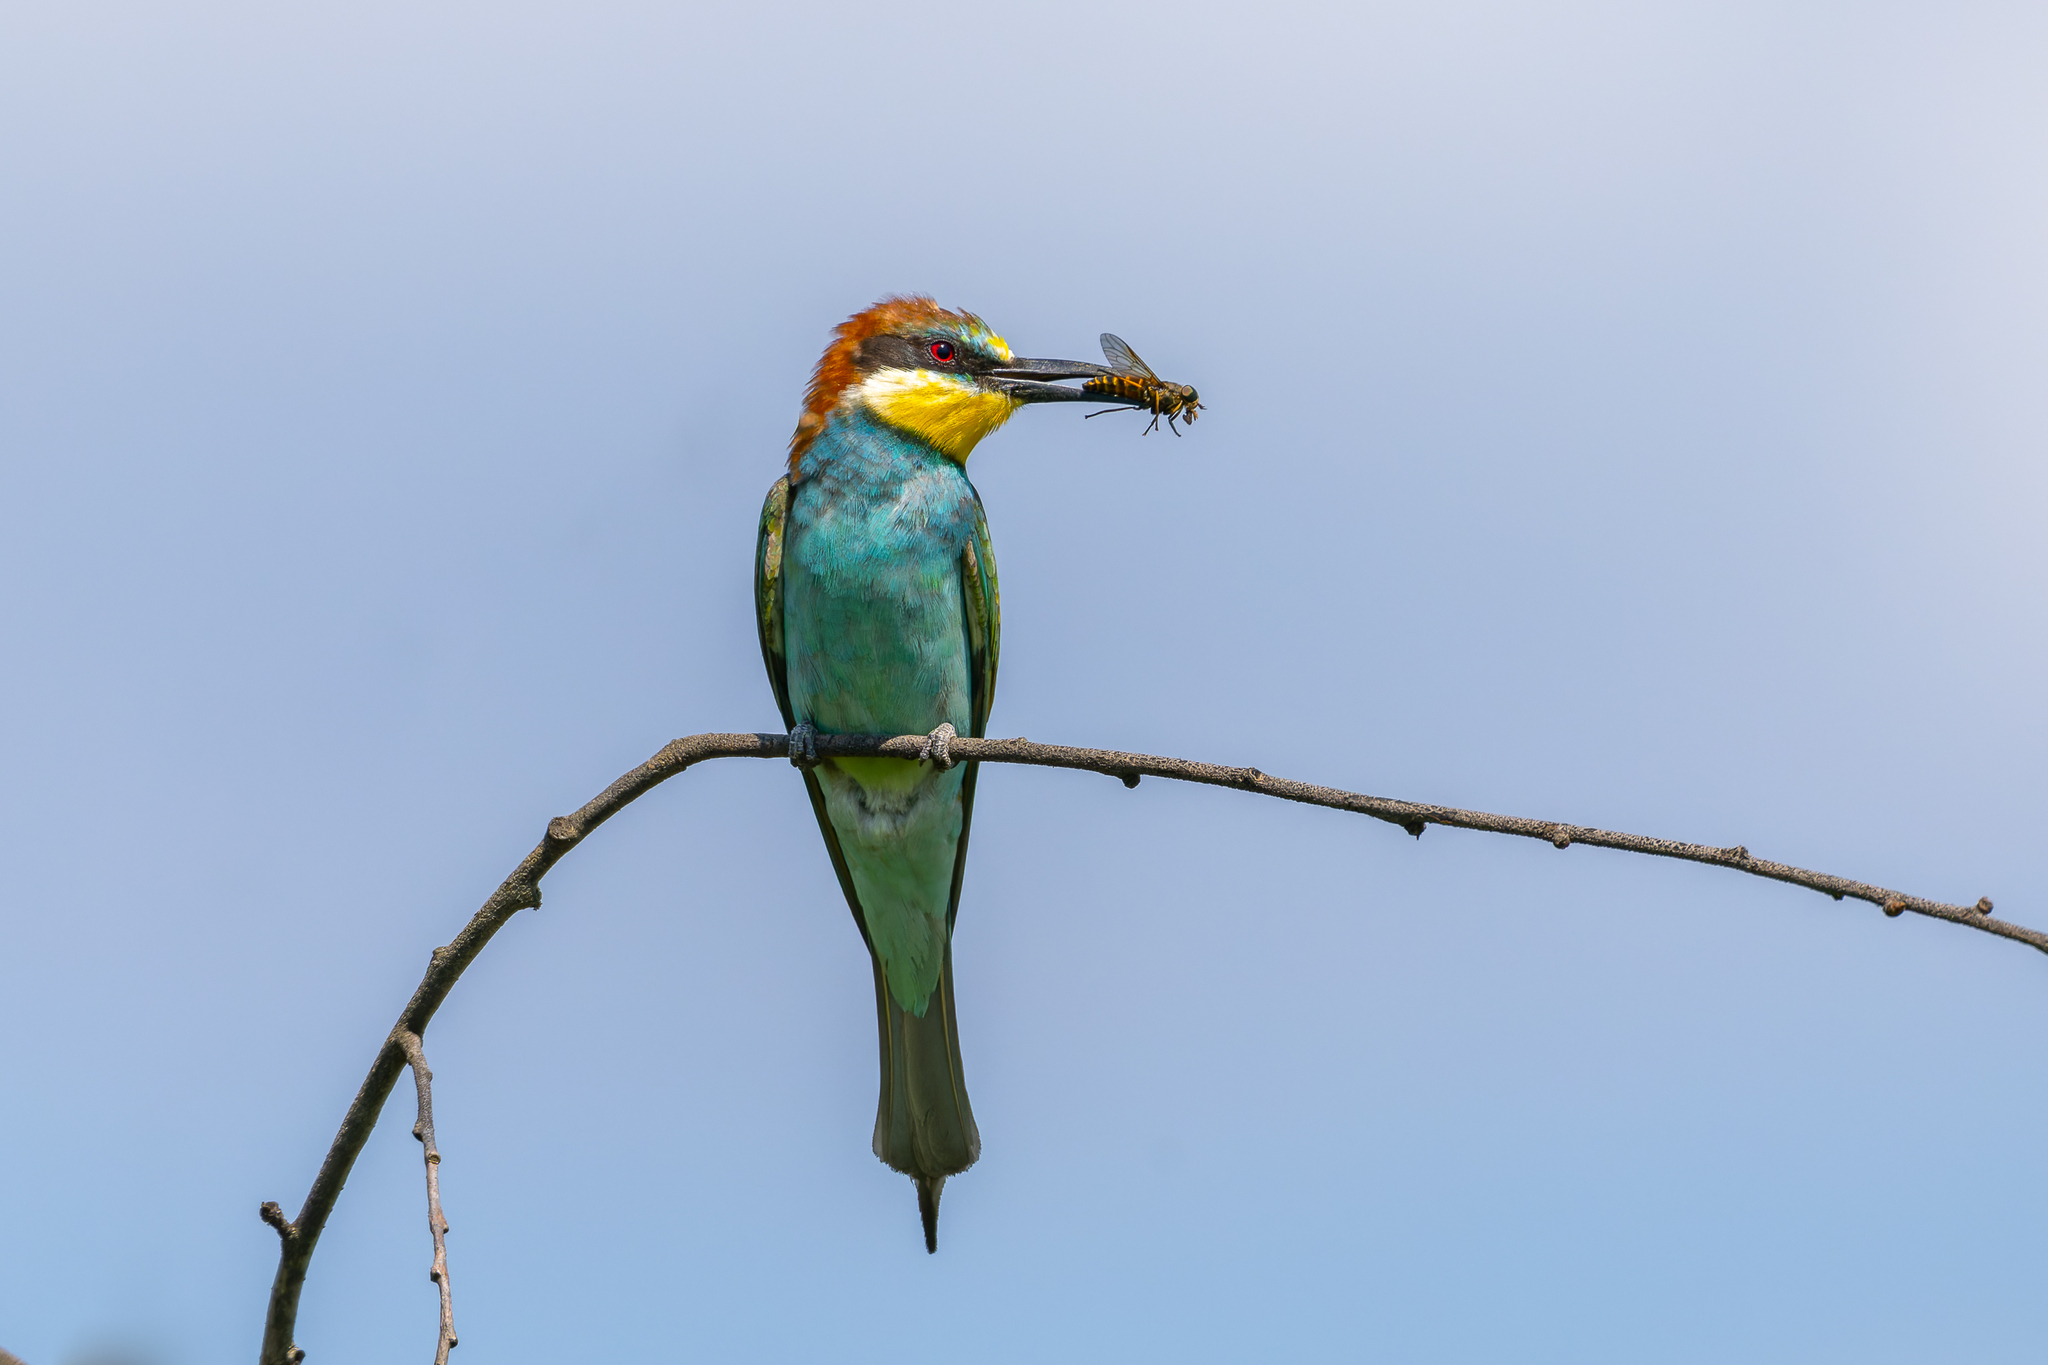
<box><xmin>1099</xmin><ymin>332</ymin><xmax>1160</xmax><ymax>381</ymax></box>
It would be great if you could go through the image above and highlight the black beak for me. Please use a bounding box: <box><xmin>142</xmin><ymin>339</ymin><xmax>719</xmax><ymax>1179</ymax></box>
<box><xmin>985</xmin><ymin>355</ymin><xmax>1137</xmax><ymax>406</ymax></box>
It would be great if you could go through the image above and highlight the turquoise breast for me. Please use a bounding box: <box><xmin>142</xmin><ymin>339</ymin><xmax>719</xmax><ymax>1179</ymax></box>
<box><xmin>783</xmin><ymin>408</ymin><xmax>979</xmax><ymax>1014</ymax></box>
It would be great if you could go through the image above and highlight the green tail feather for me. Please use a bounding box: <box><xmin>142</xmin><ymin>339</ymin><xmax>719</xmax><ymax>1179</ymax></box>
<box><xmin>871</xmin><ymin>941</ymin><xmax>979</xmax><ymax>1253</ymax></box>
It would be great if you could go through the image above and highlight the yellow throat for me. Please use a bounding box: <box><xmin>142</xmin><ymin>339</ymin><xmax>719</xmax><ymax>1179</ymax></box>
<box><xmin>854</xmin><ymin>369</ymin><xmax>1020</xmax><ymax>462</ymax></box>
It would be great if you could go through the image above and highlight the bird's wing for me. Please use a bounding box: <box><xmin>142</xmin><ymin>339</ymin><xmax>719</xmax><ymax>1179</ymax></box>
<box><xmin>944</xmin><ymin>492</ymin><xmax>1000</xmax><ymax>933</ymax></box>
<box><xmin>758</xmin><ymin>474</ymin><xmax>878</xmax><ymax>953</ymax></box>
<box><xmin>755</xmin><ymin>475</ymin><xmax>797</xmax><ymax>730</ymax></box>
<box><xmin>960</xmin><ymin>490</ymin><xmax>1000</xmax><ymax>739</ymax></box>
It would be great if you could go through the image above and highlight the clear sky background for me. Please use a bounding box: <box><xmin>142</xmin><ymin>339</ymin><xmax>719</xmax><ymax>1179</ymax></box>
<box><xmin>3</xmin><ymin>2</ymin><xmax>2045</xmax><ymax>1361</ymax></box>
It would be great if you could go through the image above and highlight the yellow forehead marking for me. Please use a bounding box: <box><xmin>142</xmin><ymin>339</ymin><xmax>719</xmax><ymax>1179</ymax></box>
<box><xmin>855</xmin><ymin>368</ymin><xmax>1019</xmax><ymax>462</ymax></box>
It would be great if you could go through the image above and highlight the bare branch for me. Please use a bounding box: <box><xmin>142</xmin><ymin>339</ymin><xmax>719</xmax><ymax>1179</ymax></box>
<box><xmin>398</xmin><ymin>1031</ymin><xmax>458</xmax><ymax>1365</ymax></box>
<box><xmin>257</xmin><ymin>734</ymin><xmax>775</xmax><ymax>1364</ymax></box>
<box><xmin>923</xmin><ymin>735</ymin><xmax>2039</xmax><ymax>955</ymax></box>
<box><xmin>259</xmin><ymin>729</ymin><xmax>2037</xmax><ymax>1361</ymax></box>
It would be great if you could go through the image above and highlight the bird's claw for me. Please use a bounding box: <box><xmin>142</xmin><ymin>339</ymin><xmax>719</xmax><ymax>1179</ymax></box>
<box><xmin>788</xmin><ymin>722</ymin><xmax>819</xmax><ymax>769</ymax></box>
<box><xmin>917</xmin><ymin>723</ymin><xmax>958</xmax><ymax>770</ymax></box>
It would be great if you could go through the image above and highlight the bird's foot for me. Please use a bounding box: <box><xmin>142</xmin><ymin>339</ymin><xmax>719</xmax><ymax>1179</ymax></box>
<box><xmin>788</xmin><ymin>722</ymin><xmax>818</xmax><ymax>769</ymax></box>
<box><xmin>917</xmin><ymin>722</ymin><xmax>958</xmax><ymax>770</ymax></box>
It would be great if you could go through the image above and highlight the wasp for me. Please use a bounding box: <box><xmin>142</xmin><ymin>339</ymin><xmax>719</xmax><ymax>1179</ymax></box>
<box><xmin>1083</xmin><ymin>332</ymin><xmax>1203</xmax><ymax>435</ymax></box>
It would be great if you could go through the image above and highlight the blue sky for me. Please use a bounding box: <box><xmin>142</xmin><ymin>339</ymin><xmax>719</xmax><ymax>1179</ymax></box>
<box><xmin>3</xmin><ymin>2</ymin><xmax>2045</xmax><ymax>1361</ymax></box>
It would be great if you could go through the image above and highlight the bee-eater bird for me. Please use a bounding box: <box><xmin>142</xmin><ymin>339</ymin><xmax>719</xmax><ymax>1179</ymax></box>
<box><xmin>754</xmin><ymin>297</ymin><xmax>1139</xmax><ymax>1253</ymax></box>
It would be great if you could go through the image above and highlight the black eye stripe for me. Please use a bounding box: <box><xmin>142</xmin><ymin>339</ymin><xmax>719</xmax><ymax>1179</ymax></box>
<box><xmin>850</xmin><ymin>334</ymin><xmax>995</xmax><ymax>376</ymax></box>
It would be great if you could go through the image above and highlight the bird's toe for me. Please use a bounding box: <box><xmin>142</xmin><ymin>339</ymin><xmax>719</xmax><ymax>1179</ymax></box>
<box><xmin>917</xmin><ymin>722</ymin><xmax>957</xmax><ymax>770</ymax></box>
<box><xmin>789</xmin><ymin>722</ymin><xmax>819</xmax><ymax>768</ymax></box>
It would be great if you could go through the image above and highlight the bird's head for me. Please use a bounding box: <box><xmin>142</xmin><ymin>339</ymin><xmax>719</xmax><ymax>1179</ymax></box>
<box><xmin>788</xmin><ymin>296</ymin><xmax>1123</xmax><ymax>471</ymax></box>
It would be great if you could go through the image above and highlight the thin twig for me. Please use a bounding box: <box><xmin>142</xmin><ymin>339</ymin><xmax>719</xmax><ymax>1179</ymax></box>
<box><xmin>400</xmin><ymin>1030</ymin><xmax>457</xmax><ymax>1364</ymax></box>
<box><xmin>258</xmin><ymin>729</ymin><xmax>2037</xmax><ymax>1362</ymax></box>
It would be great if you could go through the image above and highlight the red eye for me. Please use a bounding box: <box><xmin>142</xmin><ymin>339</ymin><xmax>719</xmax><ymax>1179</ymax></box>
<box><xmin>928</xmin><ymin>340</ymin><xmax>956</xmax><ymax>363</ymax></box>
